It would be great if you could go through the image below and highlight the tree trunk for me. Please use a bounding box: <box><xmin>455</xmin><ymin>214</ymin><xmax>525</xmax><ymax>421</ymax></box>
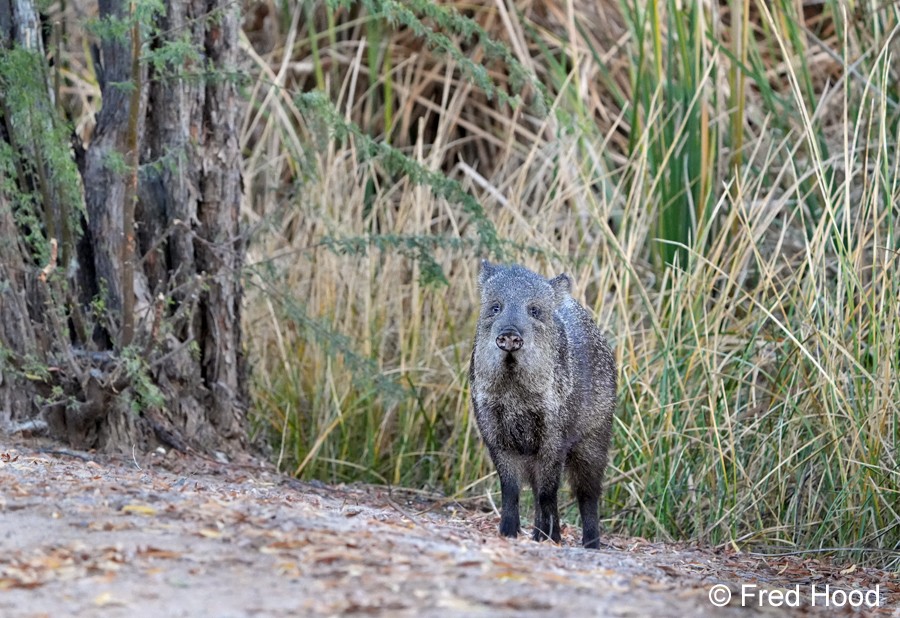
<box><xmin>0</xmin><ymin>0</ymin><xmax>247</xmax><ymax>455</ymax></box>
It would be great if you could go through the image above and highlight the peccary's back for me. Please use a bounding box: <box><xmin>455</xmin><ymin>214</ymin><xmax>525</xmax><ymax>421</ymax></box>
<box><xmin>557</xmin><ymin>297</ymin><xmax>617</xmax><ymax>432</ymax></box>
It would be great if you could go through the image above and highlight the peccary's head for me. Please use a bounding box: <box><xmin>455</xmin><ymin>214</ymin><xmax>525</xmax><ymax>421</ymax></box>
<box><xmin>474</xmin><ymin>260</ymin><xmax>572</xmax><ymax>390</ymax></box>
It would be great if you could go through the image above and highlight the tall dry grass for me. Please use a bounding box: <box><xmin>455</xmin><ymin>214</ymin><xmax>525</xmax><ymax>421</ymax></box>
<box><xmin>240</xmin><ymin>0</ymin><xmax>899</xmax><ymax>565</ymax></box>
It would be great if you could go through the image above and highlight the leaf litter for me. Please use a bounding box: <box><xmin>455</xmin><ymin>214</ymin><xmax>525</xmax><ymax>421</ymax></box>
<box><xmin>0</xmin><ymin>441</ymin><xmax>897</xmax><ymax>617</ymax></box>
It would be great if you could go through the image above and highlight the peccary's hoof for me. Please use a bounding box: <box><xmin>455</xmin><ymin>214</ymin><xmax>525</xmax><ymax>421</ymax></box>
<box><xmin>499</xmin><ymin>517</ymin><xmax>520</xmax><ymax>538</ymax></box>
<box><xmin>582</xmin><ymin>524</ymin><xmax>601</xmax><ymax>548</ymax></box>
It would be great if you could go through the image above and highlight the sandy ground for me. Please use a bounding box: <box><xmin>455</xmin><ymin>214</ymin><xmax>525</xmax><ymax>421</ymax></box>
<box><xmin>1</xmin><ymin>440</ymin><xmax>897</xmax><ymax>617</ymax></box>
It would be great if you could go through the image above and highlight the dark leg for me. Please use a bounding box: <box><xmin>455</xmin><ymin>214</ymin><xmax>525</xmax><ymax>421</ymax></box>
<box><xmin>576</xmin><ymin>489</ymin><xmax>600</xmax><ymax>549</ymax></box>
<box><xmin>498</xmin><ymin>472</ymin><xmax>521</xmax><ymax>537</ymax></box>
<box><xmin>532</xmin><ymin>460</ymin><xmax>562</xmax><ymax>543</ymax></box>
<box><xmin>489</xmin><ymin>446</ymin><xmax>520</xmax><ymax>537</ymax></box>
<box><xmin>567</xmin><ymin>437</ymin><xmax>609</xmax><ymax>549</ymax></box>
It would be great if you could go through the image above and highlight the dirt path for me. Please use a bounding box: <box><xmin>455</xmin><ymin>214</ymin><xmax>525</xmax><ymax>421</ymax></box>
<box><xmin>1</xmin><ymin>441</ymin><xmax>896</xmax><ymax>617</ymax></box>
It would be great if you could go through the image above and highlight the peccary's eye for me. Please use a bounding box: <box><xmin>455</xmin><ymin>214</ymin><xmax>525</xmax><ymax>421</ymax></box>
<box><xmin>529</xmin><ymin>305</ymin><xmax>542</xmax><ymax>320</ymax></box>
<box><xmin>490</xmin><ymin>302</ymin><xmax>502</xmax><ymax>315</ymax></box>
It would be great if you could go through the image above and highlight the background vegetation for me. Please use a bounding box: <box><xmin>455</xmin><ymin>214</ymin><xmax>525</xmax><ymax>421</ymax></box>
<box><xmin>52</xmin><ymin>0</ymin><xmax>900</xmax><ymax>566</ymax></box>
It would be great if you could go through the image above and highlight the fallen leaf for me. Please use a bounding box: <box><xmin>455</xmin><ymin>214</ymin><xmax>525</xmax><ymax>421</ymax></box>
<box><xmin>121</xmin><ymin>504</ymin><xmax>157</xmax><ymax>516</ymax></box>
<box><xmin>138</xmin><ymin>547</ymin><xmax>182</xmax><ymax>560</ymax></box>
<box><xmin>93</xmin><ymin>592</ymin><xmax>125</xmax><ymax>607</ymax></box>
<box><xmin>494</xmin><ymin>570</ymin><xmax>526</xmax><ymax>581</ymax></box>
<box><xmin>658</xmin><ymin>564</ymin><xmax>682</xmax><ymax>577</ymax></box>
<box><xmin>0</xmin><ymin>577</ymin><xmax>43</xmax><ymax>590</ymax></box>
<box><xmin>276</xmin><ymin>561</ymin><xmax>301</xmax><ymax>576</ymax></box>
<box><xmin>260</xmin><ymin>539</ymin><xmax>308</xmax><ymax>553</ymax></box>
<box><xmin>311</xmin><ymin>552</ymin><xmax>350</xmax><ymax>565</ymax></box>
<box><xmin>35</xmin><ymin>554</ymin><xmax>69</xmax><ymax>570</ymax></box>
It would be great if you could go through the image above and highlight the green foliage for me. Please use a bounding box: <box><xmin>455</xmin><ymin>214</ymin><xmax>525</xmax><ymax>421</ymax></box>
<box><xmin>134</xmin><ymin>0</ymin><xmax>166</xmax><ymax>24</ymax></box>
<box><xmin>122</xmin><ymin>346</ymin><xmax>166</xmax><ymax>412</ymax></box>
<box><xmin>21</xmin><ymin>354</ymin><xmax>52</xmax><ymax>382</ymax></box>
<box><xmin>296</xmin><ymin>91</ymin><xmax>504</xmax><ymax>263</ymax></box>
<box><xmin>330</xmin><ymin>0</ymin><xmax>550</xmax><ymax>114</ymax></box>
<box><xmin>103</xmin><ymin>150</ymin><xmax>130</xmax><ymax>175</ymax></box>
<box><xmin>319</xmin><ymin>234</ymin><xmax>472</xmax><ymax>287</ymax></box>
<box><xmin>38</xmin><ymin>385</ymin><xmax>80</xmax><ymax>411</ymax></box>
<box><xmin>619</xmin><ymin>0</ymin><xmax>717</xmax><ymax>271</ymax></box>
<box><xmin>87</xmin><ymin>1</ymin><xmax>219</xmax><ymax>89</ymax></box>
<box><xmin>144</xmin><ymin>35</ymin><xmax>203</xmax><ymax>77</ymax></box>
<box><xmin>0</xmin><ymin>46</ymin><xmax>84</xmax><ymax>264</ymax></box>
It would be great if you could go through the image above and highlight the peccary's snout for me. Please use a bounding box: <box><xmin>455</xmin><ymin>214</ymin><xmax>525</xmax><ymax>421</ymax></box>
<box><xmin>496</xmin><ymin>327</ymin><xmax>523</xmax><ymax>352</ymax></box>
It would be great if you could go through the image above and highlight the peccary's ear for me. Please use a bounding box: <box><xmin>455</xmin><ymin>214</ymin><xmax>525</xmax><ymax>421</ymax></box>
<box><xmin>478</xmin><ymin>260</ymin><xmax>498</xmax><ymax>287</ymax></box>
<box><xmin>549</xmin><ymin>273</ymin><xmax>572</xmax><ymax>303</ymax></box>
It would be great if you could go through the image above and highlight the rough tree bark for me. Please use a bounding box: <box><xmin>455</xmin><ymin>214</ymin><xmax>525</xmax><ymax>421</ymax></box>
<box><xmin>0</xmin><ymin>0</ymin><xmax>247</xmax><ymax>455</ymax></box>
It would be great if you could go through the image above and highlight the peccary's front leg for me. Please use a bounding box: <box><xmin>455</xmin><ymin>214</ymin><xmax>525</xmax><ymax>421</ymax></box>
<box><xmin>532</xmin><ymin>460</ymin><xmax>562</xmax><ymax>543</ymax></box>
<box><xmin>488</xmin><ymin>445</ymin><xmax>521</xmax><ymax>537</ymax></box>
<box><xmin>498</xmin><ymin>472</ymin><xmax>521</xmax><ymax>537</ymax></box>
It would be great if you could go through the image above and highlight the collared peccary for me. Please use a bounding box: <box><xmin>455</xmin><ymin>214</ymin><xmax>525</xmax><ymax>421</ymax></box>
<box><xmin>469</xmin><ymin>260</ymin><xmax>616</xmax><ymax>549</ymax></box>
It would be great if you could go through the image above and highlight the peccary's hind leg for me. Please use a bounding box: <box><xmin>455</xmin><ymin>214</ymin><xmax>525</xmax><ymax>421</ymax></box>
<box><xmin>568</xmin><ymin>443</ymin><xmax>607</xmax><ymax>549</ymax></box>
<box><xmin>532</xmin><ymin>459</ymin><xmax>562</xmax><ymax>543</ymax></box>
<box><xmin>575</xmin><ymin>488</ymin><xmax>600</xmax><ymax>549</ymax></box>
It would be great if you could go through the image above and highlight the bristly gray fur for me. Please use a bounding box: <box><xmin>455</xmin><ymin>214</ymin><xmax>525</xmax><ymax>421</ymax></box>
<box><xmin>469</xmin><ymin>260</ymin><xmax>616</xmax><ymax>548</ymax></box>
